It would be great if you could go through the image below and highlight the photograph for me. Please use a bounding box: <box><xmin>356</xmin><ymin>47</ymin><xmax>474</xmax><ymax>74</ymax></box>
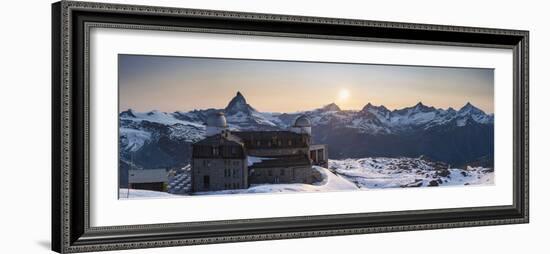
<box><xmin>118</xmin><ymin>54</ymin><xmax>495</xmax><ymax>198</ymax></box>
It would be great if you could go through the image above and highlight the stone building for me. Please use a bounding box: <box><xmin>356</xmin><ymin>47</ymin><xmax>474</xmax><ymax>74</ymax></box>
<box><xmin>127</xmin><ymin>169</ymin><xmax>169</xmax><ymax>192</ymax></box>
<box><xmin>309</xmin><ymin>144</ymin><xmax>328</xmax><ymax>168</ymax></box>
<box><xmin>191</xmin><ymin>112</ymin><xmax>328</xmax><ymax>192</ymax></box>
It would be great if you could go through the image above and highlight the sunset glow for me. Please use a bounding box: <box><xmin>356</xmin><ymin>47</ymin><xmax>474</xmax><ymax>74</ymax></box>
<box><xmin>338</xmin><ymin>89</ymin><xmax>350</xmax><ymax>102</ymax></box>
<box><xmin>119</xmin><ymin>55</ymin><xmax>494</xmax><ymax>113</ymax></box>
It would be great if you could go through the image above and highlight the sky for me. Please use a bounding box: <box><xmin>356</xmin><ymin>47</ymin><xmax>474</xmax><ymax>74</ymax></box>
<box><xmin>119</xmin><ymin>54</ymin><xmax>494</xmax><ymax>113</ymax></box>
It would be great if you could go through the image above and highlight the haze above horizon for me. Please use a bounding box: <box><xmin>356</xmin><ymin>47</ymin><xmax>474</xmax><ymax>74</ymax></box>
<box><xmin>119</xmin><ymin>55</ymin><xmax>494</xmax><ymax>113</ymax></box>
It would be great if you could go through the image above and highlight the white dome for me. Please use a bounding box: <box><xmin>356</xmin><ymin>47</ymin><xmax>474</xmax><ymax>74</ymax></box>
<box><xmin>290</xmin><ymin>115</ymin><xmax>312</xmax><ymax>135</ymax></box>
<box><xmin>206</xmin><ymin>112</ymin><xmax>227</xmax><ymax>127</ymax></box>
<box><xmin>293</xmin><ymin>115</ymin><xmax>311</xmax><ymax>127</ymax></box>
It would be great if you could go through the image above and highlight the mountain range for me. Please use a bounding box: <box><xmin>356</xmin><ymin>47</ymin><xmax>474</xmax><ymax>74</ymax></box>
<box><xmin>119</xmin><ymin>91</ymin><xmax>494</xmax><ymax>172</ymax></box>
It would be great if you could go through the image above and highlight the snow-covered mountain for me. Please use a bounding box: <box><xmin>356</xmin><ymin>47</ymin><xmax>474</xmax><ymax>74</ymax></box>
<box><xmin>119</xmin><ymin>109</ymin><xmax>204</xmax><ymax>169</ymax></box>
<box><xmin>302</xmin><ymin>101</ymin><xmax>493</xmax><ymax>134</ymax></box>
<box><xmin>119</xmin><ymin>109</ymin><xmax>204</xmax><ymax>151</ymax></box>
<box><xmin>121</xmin><ymin>91</ymin><xmax>492</xmax><ymax>139</ymax></box>
<box><xmin>225</xmin><ymin>91</ymin><xmax>256</xmax><ymax>115</ymax></box>
<box><xmin>119</xmin><ymin>91</ymin><xmax>494</xmax><ymax>172</ymax></box>
<box><xmin>223</xmin><ymin>91</ymin><xmax>284</xmax><ymax>130</ymax></box>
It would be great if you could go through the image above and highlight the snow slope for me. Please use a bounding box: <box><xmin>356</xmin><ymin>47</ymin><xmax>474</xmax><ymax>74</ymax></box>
<box><xmin>120</xmin><ymin>156</ymin><xmax>494</xmax><ymax>199</ymax></box>
<box><xmin>119</xmin><ymin>188</ymin><xmax>177</xmax><ymax>199</ymax></box>
<box><xmin>119</xmin><ymin>128</ymin><xmax>152</xmax><ymax>152</ymax></box>
<box><xmin>329</xmin><ymin>158</ymin><xmax>494</xmax><ymax>189</ymax></box>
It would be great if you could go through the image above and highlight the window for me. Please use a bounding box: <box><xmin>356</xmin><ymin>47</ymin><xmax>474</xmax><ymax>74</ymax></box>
<box><xmin>224</xmin><ymin>160</ymin><xmax>230</xmax><ymax>170</ymax></box>
<box><xmin>268</xmin><ymin>169</ymin><xmax>273</xmax><ymax>177</ymax></box>
<box><xmin>212</xmin><ymin>146</ymin><xmax>219</xmax><ymax>156</ymax></box>
<box><xmin>203</xmin><ymin>175</ymin><xmax>210</xmax><ymax>189</ymax></box>
<box><xmin>224</xmin><ymin>168</ymin><xmax>230</xmax><ymax>178</ymax></box>
<box><xmin>292</xmin><ymin>168</ymin><xmax>296</xmax><ymax>179</ymax></box>
<box><xmin>233</xmin><ymin>160</ymin><xmax>240</xmax><ymax>166</ymax></box>
<box><xmin>288</xmin><ymin>140</ymin><xmax>292</xmax><ymax>146</ymax></box>
<box><xmin>280</xmin><ymin>169</ymin><xmax>285</xmax><ymax>176</ymax></box>
<box><xmin>231</xmin><ymin>146</ymin><xmax>237</xmax><ymax>155</ymax></box>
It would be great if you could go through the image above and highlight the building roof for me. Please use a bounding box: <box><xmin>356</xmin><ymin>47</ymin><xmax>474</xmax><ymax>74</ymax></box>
<box><xmin>192</xmin><ymin>132</ymin><xmax>247</xmax><ymax>159</ymax></box>
<box><xmin>293</xmin><ymin>115</ymin><xmax>312</xmax><ymax>127</ymax></box>
<box><xmin>233</xmin><ymin>130</ymin><xmax>307</xmax><ymax>140</ymax></box>
<box><xmin>309</xmin><ymin>144</ymin><xmax>327</xmax><ymax>150</ymax></box>
<box><xmin>128</xmin><ymin>169</ymin><xmax>168</xmax><ymax>183</ymax></box>
<box><xmin>193</xmin><ymin>132</ymin><xmax>243</xmax><ymax>146</ymax></box>
<box><xmin>233</xmin><ymin>130</ymin><xmax>309</xmax><ymax>149</ymax></box>
<box><xmin>248</xmin><ymin>155</ymin><xmax>311</xmax><ymax>168</ymax></box>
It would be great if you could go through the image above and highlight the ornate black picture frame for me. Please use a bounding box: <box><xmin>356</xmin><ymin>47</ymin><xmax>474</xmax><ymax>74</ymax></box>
<box><xmin>52</xmin><ymin>1</ymin><xmax>529</xmax><ymax>253</ymax></box>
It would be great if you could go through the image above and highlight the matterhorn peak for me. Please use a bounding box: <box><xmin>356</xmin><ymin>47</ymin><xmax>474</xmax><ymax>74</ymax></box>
<box><xmin>225</xmin><ymin>91</ymin><xmax>257</xmax><ymax>115</ymax></box>
<box><xmin>235</xmin><ymin>91</ymin><xmax>245</xmax><ymax>100</ymax></box>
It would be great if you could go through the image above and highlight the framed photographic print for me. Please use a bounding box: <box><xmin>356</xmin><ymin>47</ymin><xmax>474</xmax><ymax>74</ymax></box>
<box><xmin>51</xmin><ymin>1</ymin><xmax>529</xmax><ymax>253</ymax></box>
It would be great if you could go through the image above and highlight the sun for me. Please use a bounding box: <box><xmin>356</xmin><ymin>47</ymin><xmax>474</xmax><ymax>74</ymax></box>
<box><xmin>338</xmin><ymin>89</ymin><xmax>350</xmax><ymax>101</ymax></box>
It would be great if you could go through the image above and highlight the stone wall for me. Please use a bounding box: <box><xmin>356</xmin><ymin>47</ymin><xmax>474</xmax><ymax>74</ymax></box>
<box><xmin>247</xmin><ymin>147</ymin><xmax>309</xmax><ymax>157</ymax></box>
<box><xmin>309</xmin><ymin>144</ymin><xmax>329</xmax><ymax>167</ymax></box>
<box><xmin>192</xmin><ymin>158</ymin><xmax>248</xmax><ymax>192</ymax></box>
<box><xmin>249</xmin><ymin>165</ymin><xmax>316</xmax><ymax>185</ymax></box>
